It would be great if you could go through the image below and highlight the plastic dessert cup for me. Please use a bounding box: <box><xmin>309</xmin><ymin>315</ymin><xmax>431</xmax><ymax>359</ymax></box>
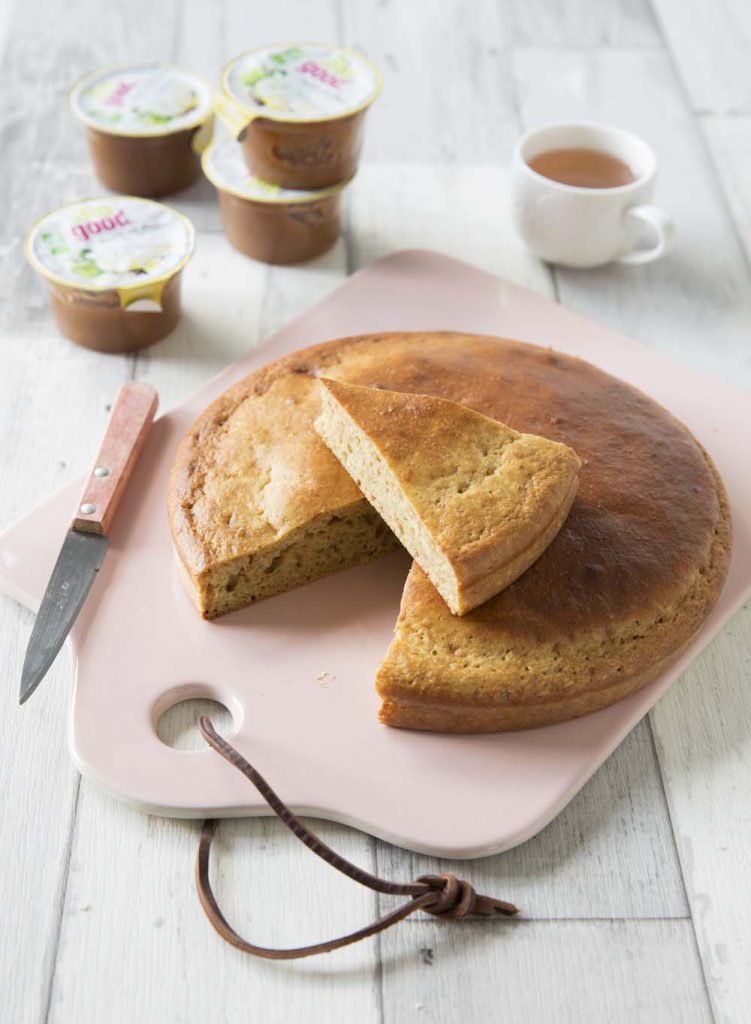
<box><xmin>70</xmin><ymin>63</ymin><xmax>214</xmax><ymax>197</ymax></box>
<box><xmin>202</xmin><ymin>137</ymin><xmax>347</xmax><ymax>264</ymax></box>
<box><xmin>215</xmin><ymin>43</ymin><xmax>381</xmax><ymax>189</ymax></box>
<box><xmin>25</xmin><ymin>197</ymin><xmax>196</xmax><ymax>353</ymax></box>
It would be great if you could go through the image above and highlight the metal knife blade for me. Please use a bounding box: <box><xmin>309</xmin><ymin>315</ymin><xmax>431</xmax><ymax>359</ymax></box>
<box><xmin>20</xmin><ymin>531</ymin><xmax>109</xmax><ymax>704</ymax></box>
<box><xmin>19</xmin><ymin>380</ymin><xmax>158</xmax><ymax>705</ymax></box>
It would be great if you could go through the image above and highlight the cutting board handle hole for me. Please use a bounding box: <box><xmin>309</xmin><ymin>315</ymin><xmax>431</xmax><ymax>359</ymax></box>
<box><xmin>156</xmin><ymin>696</ymin><xmax>236</xmax><ymax>752</ymax></box>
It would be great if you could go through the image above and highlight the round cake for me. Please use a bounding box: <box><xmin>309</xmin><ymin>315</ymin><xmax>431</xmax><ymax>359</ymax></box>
<box><xmin>169</xmin><ymin>331</ymin><xmax>731</xmax><ymax>732</ymax></box>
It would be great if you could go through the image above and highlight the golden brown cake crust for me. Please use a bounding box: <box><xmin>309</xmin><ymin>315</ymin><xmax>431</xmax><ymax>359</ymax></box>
<box><xmin>169</xmin><ymin>331</ymin><xmax>731</xmax><ymax>730</ymax></box>
<box><xmin>315</xmin><ymin>378</ymin><xmax>581</xmax><ymax>614</ymax></box>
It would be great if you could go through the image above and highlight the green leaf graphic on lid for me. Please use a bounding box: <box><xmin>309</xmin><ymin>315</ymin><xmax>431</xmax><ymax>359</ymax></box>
<box><xmin>324</xmin><ymin>53</ymin><xmax>352</xmax><ymax>78</ymax></box>
<box><xmin>134</xmin><ymin>91</ymin><xmax>199</xmax><ymax>125</ymax></box>
<box><xmin>90</xmin><ymin>110</ymin><xmax>123</xmax><ymax>124</ymax></box>
<box><xmin>139</xmin><ymin>111</ymin><xmax>174</xmax><ymax>125</ymax></box>
<box><xmin>243</xmin><ymin>66</ymin><xmax>269</xmax><ymax>86</ymax></box>
<box><xmin>272</xmin><ymin>47</ymin><xmax>303</xmax><ymax>65</ymax></box>
<box><xmin>40</xmin><ymin>229</ymin><xmax>68</xmax><ymax>256</ymax></box>
<box><xmin>71</xmin><ymin>249</ymin><xmax>102</xmax><ymax>279</ymax></box>
<box><xmin>243</xmin><ymin>47</ymin><xmax>303</xmax><ymax>90</ymax></box>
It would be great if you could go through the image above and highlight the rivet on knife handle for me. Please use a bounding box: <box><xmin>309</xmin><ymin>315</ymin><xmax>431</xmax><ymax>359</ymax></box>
<box><xmin>72</xmin><ymin>381</ymin><xmax>158</xmax><ymax>535</ymax></box>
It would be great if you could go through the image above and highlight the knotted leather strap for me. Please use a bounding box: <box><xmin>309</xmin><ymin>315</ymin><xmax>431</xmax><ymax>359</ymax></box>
<box><xmin>196</xmin><ymin>716</ymin><xmax>518</xmax><ymax>959</ymax></box>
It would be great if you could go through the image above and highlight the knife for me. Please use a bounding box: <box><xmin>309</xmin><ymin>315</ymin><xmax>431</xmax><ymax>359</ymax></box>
<box><xmin>19</xmin><ymin>380</ymin><xmax>158</xmax><ymax>705</ymax></box>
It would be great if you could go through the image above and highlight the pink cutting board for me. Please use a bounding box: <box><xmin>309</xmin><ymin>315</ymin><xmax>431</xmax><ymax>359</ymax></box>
<box><xmin>2</xmin><ymin>250</ymin><xmax>750</xmax><ymax>859</ymax></box>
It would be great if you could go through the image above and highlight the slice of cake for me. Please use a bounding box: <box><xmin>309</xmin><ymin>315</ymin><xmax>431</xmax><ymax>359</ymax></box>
<box><xmin>315</xmin><ymin>378</ymin><xmax>582</xmax><ymax>615</ymax></box>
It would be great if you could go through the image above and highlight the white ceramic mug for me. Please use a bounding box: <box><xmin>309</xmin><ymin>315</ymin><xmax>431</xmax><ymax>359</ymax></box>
<box><xmin>511</xmin><ymin>122</ymin><xmax>674</xmax><ymax>268</ymax></box>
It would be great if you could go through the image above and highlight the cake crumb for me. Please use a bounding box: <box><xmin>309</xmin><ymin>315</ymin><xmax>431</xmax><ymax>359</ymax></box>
<box><xmin>315</xmin><ymin>670</ymin><xmax>336</xmax><ymax>686</ymax></box>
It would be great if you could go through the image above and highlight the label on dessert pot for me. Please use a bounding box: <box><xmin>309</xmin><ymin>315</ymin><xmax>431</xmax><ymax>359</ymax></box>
<box><xmin>224</xmin><ymin>44</ymin><xmax>380</xmax><ymax>120</ymax></box>
<box><xmin>27</xmin><ymin>197</ymin><xmax>195</xmax><ymax>290</ymax></box>
<box><xmin>71</xmin><ymin>63</ymin><xmax>212</xmax><ymax>135</ymax></box>
<box><xmin>203</xmin><ymin>138</ymin><xmax>334</xmax><ymax>201</ymax></box>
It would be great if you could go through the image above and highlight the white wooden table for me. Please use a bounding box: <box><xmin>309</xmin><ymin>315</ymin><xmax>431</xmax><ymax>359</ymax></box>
<box><xmin>1</xmin><ymin>2</ymin><xmax>750</xmax><ymax>1021</ymax></box>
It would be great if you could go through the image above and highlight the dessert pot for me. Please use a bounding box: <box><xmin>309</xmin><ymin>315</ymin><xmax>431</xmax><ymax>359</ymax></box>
<box><xmin>71</xmin><ymin>62</ymin><xmax>214</xmax><ymax>197</ymax></box>
<box><xmin>203</xmin><ymin>137</ymin><xmax>347</xmax><ymax>264</ymax></box>
<box><xmin>216</xmin><ymin>43</ymin><xmax>381</xmax><ymax>189</ymax></box>
<box><xmin>25</xmin><ymin>196</ymin><xmax>195</xmax><ymax>353</ymax></box>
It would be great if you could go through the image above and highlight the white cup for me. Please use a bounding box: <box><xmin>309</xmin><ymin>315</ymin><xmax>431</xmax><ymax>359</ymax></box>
<box><xmin>511</xmin><ymin>121</ymin><xmax>674</xmax><ymax>268</ymax></box>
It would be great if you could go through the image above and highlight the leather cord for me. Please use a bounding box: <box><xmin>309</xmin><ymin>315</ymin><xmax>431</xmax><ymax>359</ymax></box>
<box><xmin>195</xmin><ymin>716</ymin><xmax>519</xmax><ymax>959</ymax></box>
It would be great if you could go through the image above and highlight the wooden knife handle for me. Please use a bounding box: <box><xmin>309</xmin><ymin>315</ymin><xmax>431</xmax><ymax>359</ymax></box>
<box><xmin>72</xmin><ymin>381</ymin><xmax>159</xmax><ymax>536</ymax></box>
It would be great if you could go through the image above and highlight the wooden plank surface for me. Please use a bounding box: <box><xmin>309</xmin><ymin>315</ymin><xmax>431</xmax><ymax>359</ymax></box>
<box><xmin>380</xmin><ymin>919</ymin><xmax>712</xmax><ymax>1023</ymax></box>
<box><xmin>48</xmin><ymin>791</ymin><xmax>381</xmax><ymax>1024</ymax></box>
<box><xmin>652</xmin><ymin>0</ymin><xmax>751</xmax><ymax>113</ymax></box>
<box><xmin>700</xmin><ymin>115</ymin><xmax>751</xmax><ymax>266</ymax></box>
<box><xmin>506</xmin><ymin>0</ymin><xmax>662</xmax><ymax>48</ymax></box>
<box><xmin>651</xmin><ymin>605</ymin><xmax>751</xmax><ymax>1024</ymax></box>
<box><xmin>343</xmin><ymin>0</ymin><xmax>519</xmax><ymax>163</ymax></box>
<box><xmin>1</xmin><ymin>0</ymin><xmax>750</xmax><ymax>1021</ymax></box>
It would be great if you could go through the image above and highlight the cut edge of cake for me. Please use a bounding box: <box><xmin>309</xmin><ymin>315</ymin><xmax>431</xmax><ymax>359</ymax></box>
<box><xmin>172</xmin><ymin>498</ymin><xmax>397</xmax><ymax>619</ymax></box>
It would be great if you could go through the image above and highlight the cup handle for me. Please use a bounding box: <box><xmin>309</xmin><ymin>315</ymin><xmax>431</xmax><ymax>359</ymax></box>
<box><xmin>617</xmin><ymin>204</ymin><xmax>675</xmax><ymax>265</ymax></box>
<box><xmin>213</xmin><ymin>93</ymin><xmax>258</xmax><ymax>142</ymax></box>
